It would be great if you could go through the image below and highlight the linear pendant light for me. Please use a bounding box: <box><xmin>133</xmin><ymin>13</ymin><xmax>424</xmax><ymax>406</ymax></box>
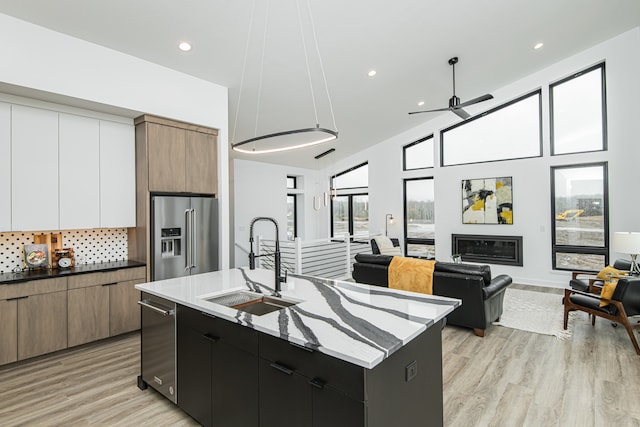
<box><xmin>231</xmin><ymin>0</ymin><xmax>338</xmax><ymax>154</ymax></box>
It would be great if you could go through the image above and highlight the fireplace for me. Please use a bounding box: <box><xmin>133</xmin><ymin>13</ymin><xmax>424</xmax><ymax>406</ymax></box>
<box><xmin>452</xmin><ymin>234</ymin><xmax>523</xmax><ymax>266</ymax></box>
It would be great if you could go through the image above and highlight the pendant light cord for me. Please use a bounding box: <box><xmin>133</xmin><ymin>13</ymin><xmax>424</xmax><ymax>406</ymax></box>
<box><xmin>254</xmin><ymin>0</ymin><xmax>270</xmax><ymax>141</ymax></box>
<box><xmin>231</xmin><ymin>0</ymin><xmax>256</xmax><ymax>144</ymax></box>
<box><xmin>296</xmin><ymin>0</ymin><xmax>319</xmax><ymax>126</ymax></box>
<box><xmin>306</xmin><ymin>0</ymin><xmax>338</xmax><ymax>131</ymax></box>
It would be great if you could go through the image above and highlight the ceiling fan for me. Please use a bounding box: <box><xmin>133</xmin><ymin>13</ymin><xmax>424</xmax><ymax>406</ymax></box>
<box><xmin>409</xmin><ymin>57</ymin><xmax>493</xmax><ymax>120</ymax></box>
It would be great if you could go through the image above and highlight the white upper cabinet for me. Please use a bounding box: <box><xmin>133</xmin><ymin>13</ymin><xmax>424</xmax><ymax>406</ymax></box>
<box><xmin>100</xmin><ymin>121</ymin><xmax>135</xmax><ymax>227</ymax></box>
<box><xmin>59</xmin><ymin>113</ymin><xmax>100</xmax><ymax>230</ymax></box>
<box><xmin>11</xmin><ymin>105</ymin><xmax>59</xmax><ymax>231</ymax></box>
<box><xmin>0</xmin><ymin>103</ymin><xmax>10</xmax><ymax>232</ymax></box>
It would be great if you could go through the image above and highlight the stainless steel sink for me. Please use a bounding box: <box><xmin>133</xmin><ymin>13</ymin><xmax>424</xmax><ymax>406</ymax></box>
<box><xmin>203</xmin><ymin>291</ymin><xmax>299</xmax><ymax>316</ymax></box>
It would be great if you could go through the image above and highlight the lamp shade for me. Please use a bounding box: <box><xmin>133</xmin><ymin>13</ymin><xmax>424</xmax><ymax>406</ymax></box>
<box><xmin>612</xmin><ymin>232</ymin><xmax>640</xmax><ymax>254</ymax></box>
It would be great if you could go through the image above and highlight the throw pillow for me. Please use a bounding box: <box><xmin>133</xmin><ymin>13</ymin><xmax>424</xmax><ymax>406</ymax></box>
<box><xmin>596</xmin><ymin>265</ymin><xmax>625</xmax><ymax>280</ymax></box>
<box><xmin>599</xmin><ymin>278</ymin><xmax>618</xmax><ymax>307</ymax></box>
<box><xmin>380</xmin><ymin>246</ymin><xmax>402</xmax><ymax>256</ymax></box>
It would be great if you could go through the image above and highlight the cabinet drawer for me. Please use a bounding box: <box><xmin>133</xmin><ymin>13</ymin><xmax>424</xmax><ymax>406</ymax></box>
<box><xmin>0</xmin><ymin>277</ymin><xmax>67</xmax><ymax>300</ymax></box>
<box><xmin>259</xmin><ymin>333</ymin><xmax>365</xmax><ymax>401</ymax></box>
<box><xmin>68</xmin><ymin>267</ymin><xmax>146</xmax><ymax>289</ymax></box>
<box><xmin>178</xmin><ymin>305</ymin><xmax>258</xmax><ymax>355</ymax></box>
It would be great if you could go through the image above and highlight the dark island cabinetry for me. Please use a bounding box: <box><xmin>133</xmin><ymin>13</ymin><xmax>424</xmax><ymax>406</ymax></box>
<box><xmin>177</xmin><ymin>305</ymin><xmax>259</xmax><ymax>427</ymax></box>
<box><xmin>176</xmin><ymin>304</ymin><xmax>444</xmax><ymax>427</ymax></box>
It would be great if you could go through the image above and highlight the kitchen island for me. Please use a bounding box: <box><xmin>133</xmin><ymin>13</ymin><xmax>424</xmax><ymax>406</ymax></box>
<box><xmin>136</xmin><ymin>268</ymin><xmax>460</xmax><ymax>427</ymax></box>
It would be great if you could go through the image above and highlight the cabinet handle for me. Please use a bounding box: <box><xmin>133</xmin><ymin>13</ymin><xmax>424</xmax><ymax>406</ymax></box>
<box><xmin>101</xmin><ymin>282</ymin><xmax>118</xmax><ymax>287</ymax></box>
<box><xmin>270</xmin><ymin>362</ymin><xmax>294</xmax><ymax>376</ymax></box>
<box><xmin>202</xmin><ymin>333</ymin><xmax>219</xmax><ymax>343</ymax></box>
<box><xmin>7</xmin><ymin>296</ymin><xmax>28</xmax><ymax>301</ymax></box>
<box><xmin>309</xmin><ymin>377</ymin><xmax>326</xmax><ymax>389</ymax></box>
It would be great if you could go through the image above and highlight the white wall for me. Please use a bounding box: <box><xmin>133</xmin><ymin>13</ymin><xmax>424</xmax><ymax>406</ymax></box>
<box><xmin>319</xmin><ymin>27</ymin><xmax>640</xmax><ymax>288</ymax></box>
<box><xmin>0</xmin><ymin>13</ymin><xmax>231</xmax><ymax>268</ymax></box>
<box><xmin>233</xmin><ymin>159</ymin><xmax>326</xmax><ymax>267</ymax></box>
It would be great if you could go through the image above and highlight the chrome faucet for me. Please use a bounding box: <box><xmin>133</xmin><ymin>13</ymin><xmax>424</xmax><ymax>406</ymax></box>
<box><xmin>248</xmin><ymin>217</ymin><xmax>286</xmax><ymax>297</ymax></box>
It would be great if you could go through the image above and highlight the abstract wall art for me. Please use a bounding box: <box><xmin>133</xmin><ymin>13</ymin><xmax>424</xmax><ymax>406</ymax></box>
<box><xmin>462</xmin><ymin>177</ymin><xmax>513</xmax><ymax>224</ymax></box>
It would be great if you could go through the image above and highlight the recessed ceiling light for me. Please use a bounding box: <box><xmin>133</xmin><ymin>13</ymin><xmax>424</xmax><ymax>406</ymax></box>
<box><xmin>178</xmin><ymin>42</ymin><xmax>192</xmax><ymax>52</ymax></box>
<box><xmin>534</xmin><ymin>42</ymin><xmax>544</xmax><ymax>50</ymax></box>
<box><xmin>367</xmin><ymin>70</ymin><xmax>377</xmax><ymax>77</ymax></box>
<box><xmin>418</xmin><ymin>101</ymin><xmax>425</xmax><ymax>106</ymax></box>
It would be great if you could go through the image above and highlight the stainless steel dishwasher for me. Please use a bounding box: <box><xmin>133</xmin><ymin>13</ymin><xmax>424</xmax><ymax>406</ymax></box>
<box><xmin>137</xmin><ymin>292</ymin><xmax>177</xmax><ymax>403</ymax></box>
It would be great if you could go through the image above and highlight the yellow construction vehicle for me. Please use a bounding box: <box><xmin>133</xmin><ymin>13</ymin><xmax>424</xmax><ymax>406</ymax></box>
<box><xmin>556</xmin><ymin>209</ymin><xmax>584</xmax><ymax>221</ymax></box>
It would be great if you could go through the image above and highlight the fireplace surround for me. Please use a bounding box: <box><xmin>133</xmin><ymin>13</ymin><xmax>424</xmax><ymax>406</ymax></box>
<box><xmin>452</xmin><ymin>234</ymin><xmax>523</xmax><ymax>266</ymax></box>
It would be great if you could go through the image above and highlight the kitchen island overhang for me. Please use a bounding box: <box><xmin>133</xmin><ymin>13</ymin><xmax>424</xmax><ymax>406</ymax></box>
<box><xmin>135</xmin><ymin>267</ymin><xmax>461</xmax><ymax>369</ymax></box>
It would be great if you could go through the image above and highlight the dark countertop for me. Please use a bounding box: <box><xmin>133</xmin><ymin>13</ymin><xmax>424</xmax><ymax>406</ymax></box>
<box><xmin>0</xmin><ymin>260</ymin><xmax>146</xmax><ymax>285</ymax></box>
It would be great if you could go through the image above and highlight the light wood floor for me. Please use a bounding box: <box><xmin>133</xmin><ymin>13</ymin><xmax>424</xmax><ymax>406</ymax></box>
<box><xmin>1</xmin><ymin>287</ymin><xmax>639</xmax><ymax>427</ymax></box>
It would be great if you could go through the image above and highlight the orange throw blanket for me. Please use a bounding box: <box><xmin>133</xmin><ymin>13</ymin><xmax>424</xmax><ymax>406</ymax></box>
<box><xmin>388</xmin><ymin>257</ymin><xmax>435</xmax><ymax>295</ymax></box>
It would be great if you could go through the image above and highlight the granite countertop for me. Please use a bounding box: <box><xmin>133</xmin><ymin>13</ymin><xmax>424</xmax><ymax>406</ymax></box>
<box><xmin>136</xmin><ymin>267</ymin><xmax>460</xmax><ymax>369</ymax></box>
<box><xmin>0</xmin><ymin>260</ymin><xmax>146</xmax><ymax>285</ymax></box>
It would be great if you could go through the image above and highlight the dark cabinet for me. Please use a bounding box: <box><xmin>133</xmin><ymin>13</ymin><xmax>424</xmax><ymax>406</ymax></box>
<box><xmin>176</xmin><ymin>304</ymin><xmax>444</xmax><ymax>427</ymax></box>
<box><xmin>177</xmin><ymin>306</ymin><xmax>259</xmax><ymax>427</ymax></box>
<box><xmin>259</xmin><ymin>358</ymin><xmax>365</xmax><ymax>427</ymax></box>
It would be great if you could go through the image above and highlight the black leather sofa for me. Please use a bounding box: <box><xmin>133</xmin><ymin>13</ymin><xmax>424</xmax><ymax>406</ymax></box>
<box><xmin>352</xmin><ymin>254</ymin><xmax>512</xmax><ymax>337</ymax></box>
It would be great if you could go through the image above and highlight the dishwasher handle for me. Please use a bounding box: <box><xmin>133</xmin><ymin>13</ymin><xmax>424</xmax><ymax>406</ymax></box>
<box><xmin>138</xmin><ymin>299</ymin><xmax>175</xmax><ymax>316</ymax></box>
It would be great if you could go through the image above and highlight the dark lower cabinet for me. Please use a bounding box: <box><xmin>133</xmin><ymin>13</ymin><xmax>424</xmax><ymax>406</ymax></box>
<box><xmin>176</xmin><ymin>304</ymin><xmax>444</xmax><ymax>427</ymax></box>
<box><xmin>177</xmin><ymin>324</ymin><xmax>213</xmax><ymax>426</ymax></box>
<box><xmin>177</xmin><ymin>306</ymin><xmax>259</xmax><ymax>427</ymax></box>
<box><xmin>312</xmin><ymin>384</ymin><xmax>366</xmax><ymax>427</ymax></box>
<box><xmin>259</xmin><ymin>359</ymin><xmax>311</xmax><ymax>426</ymax></box>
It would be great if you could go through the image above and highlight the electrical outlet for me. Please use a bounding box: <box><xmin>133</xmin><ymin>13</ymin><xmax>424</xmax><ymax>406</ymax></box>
<box><xmin>405</xmin><ymin>360</ymin><xmax>418</xmax><ymax>382</ymax></box>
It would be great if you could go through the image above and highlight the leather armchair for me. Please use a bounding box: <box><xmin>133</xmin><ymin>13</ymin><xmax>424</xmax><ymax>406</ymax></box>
<box><xmin>570</xmin><ymin>259</ymin><xmax>632</xmax><ymax>293</ymax></box>
<box><xmin>432</xmin><ymin>262</ymin><xmax>512</xmax><ymax>337</ymax></box>
<box><xmin>564</xmin><ymin>276</ymin><xmax>640</xmax><ymax>355</ymax></box>
<box><xmin>351</xmin><ymin>255</ymin><xmax>512</xmax><ymax>336</ymax></box>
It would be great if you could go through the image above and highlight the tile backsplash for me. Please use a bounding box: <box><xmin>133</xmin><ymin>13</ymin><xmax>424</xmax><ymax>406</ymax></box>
<box><xmin>0</xmin><ymin>228</ymin><xmax>128</xmax><ymax>273</ymax></box>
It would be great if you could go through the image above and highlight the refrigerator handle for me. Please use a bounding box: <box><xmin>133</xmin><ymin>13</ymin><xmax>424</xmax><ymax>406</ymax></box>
<box><xmin>184</xmin><ymin>209</ymin><xmax>191</xmax><ymax>272</ymax></box>
<box><xmin>191</xmin><ymin>208</ymin><xmax>197</xmax><ymax>269</ymax></box>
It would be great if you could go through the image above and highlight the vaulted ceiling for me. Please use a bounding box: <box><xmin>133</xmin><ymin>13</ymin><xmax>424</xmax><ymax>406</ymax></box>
<box><xmin>1</xmin><ymin>0</ymin><xmax>638</xmax><ymax>168</ymax></box>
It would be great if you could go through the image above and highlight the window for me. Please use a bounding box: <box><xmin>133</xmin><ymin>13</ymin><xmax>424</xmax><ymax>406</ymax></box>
<box><xmin>286</xmin><ymin>176</ymin><xmax>297</xmax><ymax>189</ymax></box>
<box><xmin>440</xmin><ymin>90</ymin><xmax>542</xmax><ymax>166</ymax></box>
<box><xmin>403</xmin><ymin>135</ymin><xmax>434</xmax><ymax>170</ymax></box>
<box><xmin>330</xmin><ymin>163</ymin><xmax>369</xmax><ymax>238</ymax></box>
<box><xmin>404</xmin><ymin>178</ymin><xmax>435</xmax><ymax>258</ymax></box>
<box><xmin>286</xmin><ymin>194</ymin><xmax>297</xmax><ymax>240</ymax></box>
<box><xmin>551</xmin><ymin>163</ymin><xmax>608</xmax><ymax>271</ymax></box>
<box><xmin>286</xmin><ymin>176</ymin><xmax>297</xmax><ymax>240</ymax></box>
<box><xmin>550</xmin><ymin>63</ymin><xmax>606</xmax><ymax>155</ymax></box>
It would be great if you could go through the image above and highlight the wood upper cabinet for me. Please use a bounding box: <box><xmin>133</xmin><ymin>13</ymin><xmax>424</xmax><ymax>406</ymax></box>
<box><xmin>185</xmin><ymin>130</ymin><xmax>217</xmax><ymax>195</ymax></box>
<box><xmin>11</xmin><ymin>105</ymin><xmax>59</xmax><ymax>231</ymax></box>
<box><xmin>140</xmin><ymin>115</ymin><xmax>218</xmax><ymax>195</ymax></box>
<box><xmin>0</xmin><ymin>102</ymin><xmax>10</xmax><ymax>232</ymax></box>
<box><xmin>148</xmin><ymin>122</ymin><xmax>186</xmax><ymax>192</ymax></box>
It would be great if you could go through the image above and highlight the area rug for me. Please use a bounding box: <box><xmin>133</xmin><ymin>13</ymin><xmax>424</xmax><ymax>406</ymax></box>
<box><xmin>493</xmin><ymin>287</ymin><xmax>574</xmax><ymax>339</ymax></box>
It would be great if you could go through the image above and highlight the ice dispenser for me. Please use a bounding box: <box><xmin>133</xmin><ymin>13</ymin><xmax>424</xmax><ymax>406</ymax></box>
<box><xmin>160</xmin><ymin>228</ymin><xmax>182</xmax><ymax>258</ymax></box>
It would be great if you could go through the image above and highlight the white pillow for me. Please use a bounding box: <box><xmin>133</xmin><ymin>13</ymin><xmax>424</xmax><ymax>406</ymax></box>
<box><xmin>380</xmin><ymin>246</ymin><xmax>402</xmax><ymax>256</ymax></box>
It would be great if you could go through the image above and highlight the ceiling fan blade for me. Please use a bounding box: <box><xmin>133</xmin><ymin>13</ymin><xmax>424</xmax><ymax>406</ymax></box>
<box><xmin>408</xmin><ymin>107</ymin><xmax>452</xmax><ymax>115</ymax></box>
<box><xmin>452</xmin><ymin>108</ymin><xmax>470</xmax><ymax>120</ymax></box>
<box><xmin>455</xmin><ymin>94</ymin><xmax>493</xmax><ymax>109</ymax></box>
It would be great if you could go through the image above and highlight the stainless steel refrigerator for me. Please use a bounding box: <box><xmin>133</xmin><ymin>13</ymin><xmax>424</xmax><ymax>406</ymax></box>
<box><xmin>151</xmin><ymin>195</ymin><xmax>218</xmax><ymax>281</ymax></box>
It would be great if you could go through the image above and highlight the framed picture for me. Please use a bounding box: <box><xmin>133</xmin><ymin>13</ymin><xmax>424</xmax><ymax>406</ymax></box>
<box><xmin>24</xmin><ymin>244</ymin><xmax>50</xmax><ymax>269</ymax></box>
<box><xmin>462</xmin><ymin>177</ymin><xmax>513</xmax><ymax>224</ymax></box>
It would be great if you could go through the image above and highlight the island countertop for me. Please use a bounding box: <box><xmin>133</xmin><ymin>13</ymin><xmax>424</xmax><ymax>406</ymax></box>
<box><xmin>135</xmin><ymin>268</ymin><xmax>460</xmax><ymax>369</ymax></box>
